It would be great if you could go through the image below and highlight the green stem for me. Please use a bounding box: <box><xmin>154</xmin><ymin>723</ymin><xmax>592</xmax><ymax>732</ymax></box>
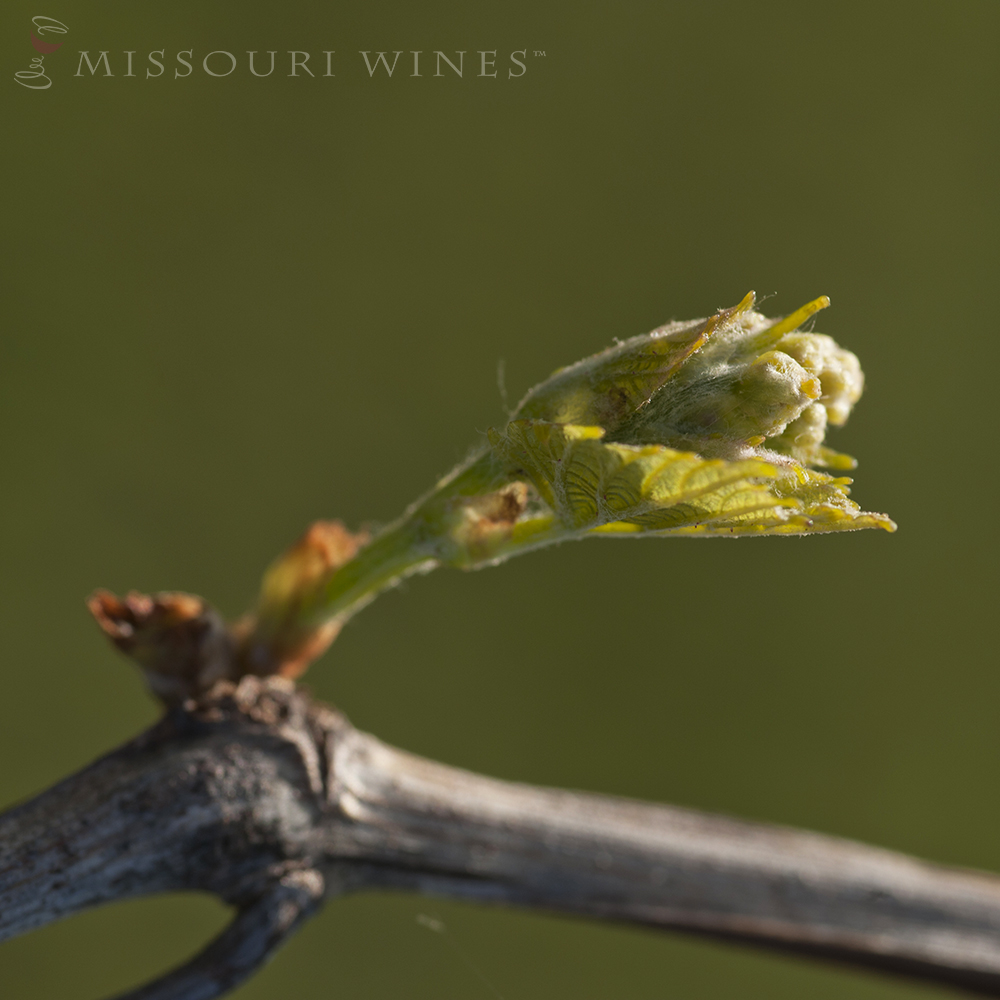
<box><xmin>316</xmin><ymin>519</ymin><xmax>434</xmax><ymax>623</ymax></box>
<box><xmin>312</xmin><ymin>448</ymin><xmax>509</xmax><ymax>626</ymax></box>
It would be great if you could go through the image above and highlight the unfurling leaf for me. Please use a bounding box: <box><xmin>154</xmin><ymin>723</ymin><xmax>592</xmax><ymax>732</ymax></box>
<box><xmin>488</xmin><ymin>420</ymin><xmax>782</xmax><ymax>529</ymax></box>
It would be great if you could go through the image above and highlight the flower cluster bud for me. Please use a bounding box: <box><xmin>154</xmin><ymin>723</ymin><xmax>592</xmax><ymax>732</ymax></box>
<box><xmin>514</xmin><ymin>292</ymin><xmax>865</xmax><ymax>471</ymax></box>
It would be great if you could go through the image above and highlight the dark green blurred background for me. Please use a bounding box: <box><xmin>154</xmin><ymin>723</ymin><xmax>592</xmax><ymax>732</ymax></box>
<box><xmin>2</xmin><ymin>1</ymin><xmax>997</xmax><ymax>997</ymax></box>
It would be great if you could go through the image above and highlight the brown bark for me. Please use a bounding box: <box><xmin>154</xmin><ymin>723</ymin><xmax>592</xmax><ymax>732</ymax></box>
<box><xmin>2</xmin><ymin>676</ymin><xmax>999</xmax><ymax>1000</ymax></box>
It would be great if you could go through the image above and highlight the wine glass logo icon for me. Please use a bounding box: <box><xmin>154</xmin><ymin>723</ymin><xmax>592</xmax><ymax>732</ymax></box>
<box><xmin>14</xmin><ymin>15</ymin><xmax>68</xmax><ymax>90</ymax></box>
<box><xmin>31</xmin><ymin>16</ymin><xmax>68</xmax><ymax>54</ymax></box>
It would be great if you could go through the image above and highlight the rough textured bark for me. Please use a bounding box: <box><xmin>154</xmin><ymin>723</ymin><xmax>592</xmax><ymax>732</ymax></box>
<box><xmin>2</xmin><ymin>676</ymin><xmax>1000</xmax><ymax>1000</ymax></box>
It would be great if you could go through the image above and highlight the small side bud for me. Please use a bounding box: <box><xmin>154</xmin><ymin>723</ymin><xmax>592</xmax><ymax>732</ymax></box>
<box><xmin>88</xmin><ymin>590</ymin><xmax>234</xmax><ymax>705</ymax></box>
<box><xmin>237</xmin><ymin>520</ymin><xmax>369</xmax><ymax>679</ymax></box>
<box><xmin>446</xmin><ymin>482</ymin><xmax>530</xmax><ymax>567</ymax></box>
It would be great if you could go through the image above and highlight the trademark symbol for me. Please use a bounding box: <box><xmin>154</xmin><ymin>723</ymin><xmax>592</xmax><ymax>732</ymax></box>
<box><xmin>533</xmin><ymin>50</ymin><xmax>546</xmax><ymax>57</ymax></box>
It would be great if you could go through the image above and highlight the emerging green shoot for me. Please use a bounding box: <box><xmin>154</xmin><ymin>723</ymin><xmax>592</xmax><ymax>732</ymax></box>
<box><xmin>234</xmin><ymin>292</ymin><xmax>895</xmax><ymax>677</ymax></box>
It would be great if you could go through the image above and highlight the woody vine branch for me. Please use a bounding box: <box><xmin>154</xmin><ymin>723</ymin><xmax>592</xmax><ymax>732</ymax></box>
<box><xmin>1</xmin><ymin>295</ymin><xmax>952</xmax><ymax>1000</ymax></box>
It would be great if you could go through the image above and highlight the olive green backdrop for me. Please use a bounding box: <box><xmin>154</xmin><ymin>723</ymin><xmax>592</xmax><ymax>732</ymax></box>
<box><xmin>1</xmin><ymin>1</ymin><xmax>997</xmax><ymax>997</ymax></box>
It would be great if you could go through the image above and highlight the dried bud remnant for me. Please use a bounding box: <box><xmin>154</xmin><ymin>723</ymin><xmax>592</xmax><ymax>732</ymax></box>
<box><xmin>88</xmin><ymin>589</ymin><xmax>234</xmax><ymax>704</ymax></box>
